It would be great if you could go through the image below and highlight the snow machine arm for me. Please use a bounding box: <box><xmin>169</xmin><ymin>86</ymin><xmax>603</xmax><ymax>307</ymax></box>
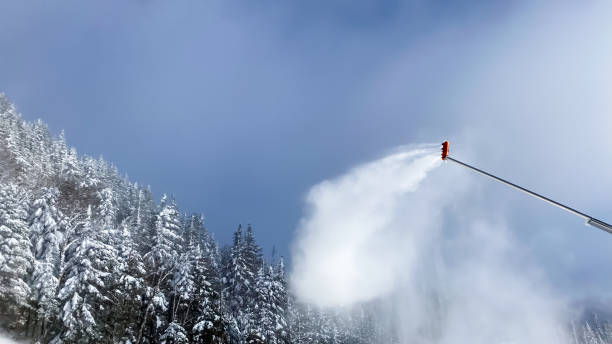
<box><xmin>441</xmin><ymin>141</ymin><xmax>612</xmax><ymax>235</ymax></box>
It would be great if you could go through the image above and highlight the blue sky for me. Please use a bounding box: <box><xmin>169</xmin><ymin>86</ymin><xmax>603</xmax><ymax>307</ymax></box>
<box><xmin>1</xmin><ymin>0</ymin><xmax>612</xmax><ymax>300</ymax></box>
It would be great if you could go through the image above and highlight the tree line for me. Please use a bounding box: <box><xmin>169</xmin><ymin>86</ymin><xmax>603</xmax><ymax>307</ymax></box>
<box><xmin>0</xmin><ymin>95</ymin><xmax>382</xmax><ymax>343</ymax></box>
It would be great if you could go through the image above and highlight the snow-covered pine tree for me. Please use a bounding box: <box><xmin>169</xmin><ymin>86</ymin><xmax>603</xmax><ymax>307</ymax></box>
<box><xmin>50</xmin><ymin>131</ymin><xmax>81</xmax><ymax>185</ymax></box>
<box><xmin>169</xmin><ymin>242</ymin><xmax>195</xmax><ymax>327</ymax></box>
<box><xmin>273</xmin><ymin>258</ymin><xmax>290</xmax><ymax>343</ymax></box>
<box><xmin>591</xmin><ymin>313</ymin><xmax>607</xmax><ymax>344</ymax></box>
<box><xmin>224</xmin><ymin>225</ymin><xmax>245</xmax><ymax>311</ymax></box>
<box><xmin>248</xmin><ymin>267</ymin><xmax>270</xmax><ymax>344</ymax></box>
<box><xmin>603</xmin><ymin>321</ymin><xmax>612</xmax><ymax>344</ymax></box>
<box><xmin>51</xmin><ymin>136</ymin><xmax>85</xmax><ymax>217</ymax></box>
<box><xmin>183</xmin><ymin>215</ymin><xmax>207</xmax><ymax>252</ymax></box>
<box><xmin>287</xmin><ymin>296</ymin><xmax>306</xmax><ymax>344</ymax></box>
<box><xmin>192</xmin><ymin>241</ymin><xmax>228</xmax><ymax>344</ymax></box>
<box><xmin>243</xmin><ymin>225</ymin><xmax>263</xmax><ymax>285</ymax></box>
<box><xmin>223</xmin><ymin>224</ymin><xmax>256</xmax><ymax>342</ymax></box>
<box><xmin>97</xmin><ymin>187</ymin><xmax>117</xmax><ymax>229</ymax></box>
<box><xmin>161</xmin><ymin>322</ymin><xmax>189</xmax><ymax>344</ymax></box>
<box><xmin>224</xmin><ymin>315</ymin><xmax>242</xmax><ymax>344</ymax></box>
<box><xmin>188</xmin><ymin>215</ymin><xmax>227</xmax><ymax>343</ymax></box>
<box><xmin>186</xmin><ymin>214</ymin><xmax>222</xmax><ymax>294</ymax></box>
<box><xmin>144</xmin><ymin>195</ymin><xmax>183</xmax><ymax>273</ymax></box>
<box><xmin>583</xmin><ymin>322</ymin><xmax>600</xmax><ymax>344</ymax></box>
<box><xmin>126</xmin><ymin>184</ymin><xmax>156</xmax><ymax>251</ymax></box>
<box><xmin>207</xmin><ymin>232</ymin><xmax>222</xmax><ymax>274</ymax></box>
<box><xmin>28</xmin><ymin>120</ymin><xmax>54</xmax><ymax>187</ymax></box>
<box><xmin>0</xmin><ymin>98</ymin><xmax>30</xmax><ymax>185</ymax></box>
<box><xmin>287</xmin><ymin>300</ymin><xmax>332</xmax><ymax>344</ymax></box>
<box><xmin>192</xmin><ymin>269</ymin><xmax>227</xmax><ymax>344</ymax></box>
<box><xmin>138</xmin><ymin>195</ymin><xmax>184</xmax><ymax>343</ymax></box>
<box><xmin>28</xmin><ymin>187</ymin><xmax>64</xmax><ymax>340</ymax></box>
<box><xmin>249</xmin><ymin>262</ymin><xmax>289</xmax><ymax>344</ymax></box>
<box><xmin>79</xmin><ymin>156</ymin><xmax>101</xmax><ymax>190</ymax></box>
<box><xmin>110</xmin><ymin>219</ymin><xmax>146</xmax><ymax>343</ymax></box>
<box><xmin>0</xmin><ymin>183</ymin><xmax>33</xmax><ymax>331</ymax></box>
<box><xmin>198</xmin><ymin>217</ymin><xmax>223</xmax><ymax>290</ymax></box>
<box><xmin>318</xmin><ymin>308</ymin><xmax>340</xmax><ymax>344</ymax></box>
<box><xmin>127</xmin><ymin>184</ymin><xmax>142</xmax><ymax>227</ymax></box>
<box><xmin>54</xmin><ymin>206</ymin><xmax>117</xmax><ymax>343</ymax></box>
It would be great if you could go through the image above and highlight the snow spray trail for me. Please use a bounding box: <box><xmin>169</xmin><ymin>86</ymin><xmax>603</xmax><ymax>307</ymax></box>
<box><xmin>290</xmin><ymin>144</ymin><xmax>569</xmax><ymax>343</ymax></box>
<box><xmin>290</xmin><ymin>145</ymin><xmax>442</xmax><ymax>306</ymax></box>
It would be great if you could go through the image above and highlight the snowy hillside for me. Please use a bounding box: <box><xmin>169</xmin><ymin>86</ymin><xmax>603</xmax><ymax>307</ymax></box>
<box><xmin>0</xmin><ymin>95</ymin><xmax>384</xmax><ymax>343</ymax></box>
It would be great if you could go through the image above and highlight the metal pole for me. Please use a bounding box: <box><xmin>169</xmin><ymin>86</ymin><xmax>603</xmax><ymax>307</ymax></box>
<box><xmin>445</xmin><ymin>156</ymin><xmax>612</xmax><ymax>235</ymax></box>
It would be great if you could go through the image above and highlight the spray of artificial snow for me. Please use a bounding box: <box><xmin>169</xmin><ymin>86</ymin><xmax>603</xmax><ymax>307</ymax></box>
<box><xmin>291</xmin><ymin>145</ymin><xmax>442</xmax><ymax>306</ymax></box>
<box><xmin>290</xmin><ymin>145</ymin><xmax>568</xmax><ymax>343</ymax></box>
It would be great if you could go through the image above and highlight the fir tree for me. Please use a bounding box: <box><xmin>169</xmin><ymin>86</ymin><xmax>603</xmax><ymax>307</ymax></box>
<box><xmin>111</xmin><ymin>220</ymin><xmax>146</xmax><ymax>343</ymax></box>
<box><xmin>191</xmin><ymin>242</ymin><xmax>226</xmax><ymax>343</ymax></box>
<box><xmin>51</xmin><ymin>130</ymin><xmax>81</xmax><ymax>184</ymax></box>
<box><xmin>138</xmin><ymin>196</ymin><xmax>183</xmax><ymax>343</ymax></box>
<box><xmin>190</xmin><ymin>218</ymin><xmax>227</xmax><ymax>343</ymax></box>
<box><xmin>169</xmin><ymin>246</ymin><xmax>195</xmax><ymax>326</ymax></box>
<box><xmin>97</xmin><ymin>187</ymin><xmax>117</xmax><ymax>229</ymax></box>
<box><xmin>0</xmin><ymin>100</ymin><xmax>30</xmax><ymax>185</ymax></box>
<box><xmin>224</xmin><ymin>225</ymin><xmax>256</xmax><ymax>342</ymax></box>
<box><xmin>249</xmin><ymin>261</ymin><xmax>289</xmax><ymax>344</ymax></box>
<box><xmin>55</xmin><ymin>206</ymin><xmax>117</xmax><ymax>343</ymax></box>
<box><xmin>583</xmin><ymin>322</ymin><xmax>600</xmax><ymax>344</ymax></box>
<box><xmin>161</xmin><ymin>322</ymin><xmax>189</xmax><ymax>344</ymax></box>
<box><xmin>243</xmin><ymin>225</ymin><xmax>263</xmax><ymax>285</ymax></box>
<box><xmin>0</xmin><ymin>183</ymin><xmax>33</xmax><ymax>331</ymax></box>
<box><xmin>144</xmin><ymin>195</ymin><xmax>183</xmax><ymax>272</ymax></box>
<box><xmin>28</xmin><ymin>187</ymin><xmax>64</xmax><ymax>340</ymax></box>
<box><xmin>273</xmin><ymin>258</ymin><xmax>290</xmax><ymax>344</ymax></box>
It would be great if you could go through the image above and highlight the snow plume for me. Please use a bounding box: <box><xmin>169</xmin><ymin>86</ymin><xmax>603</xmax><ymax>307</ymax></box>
<box><xmin>291</xmin><ymin>145</ymin><xmax>442</xmax><ymax>306</ymax></box>
<box><xmin>290</xmin><ymin>145</ymin><xmax>569</xmax><ymax>343</ymax></box>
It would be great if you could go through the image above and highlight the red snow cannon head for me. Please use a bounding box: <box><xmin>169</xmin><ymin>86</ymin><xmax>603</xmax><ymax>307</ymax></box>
<box><xmin>441</xmin><ymin>141</ymin><xmax>449</xmax><ymax>160</ymax></box>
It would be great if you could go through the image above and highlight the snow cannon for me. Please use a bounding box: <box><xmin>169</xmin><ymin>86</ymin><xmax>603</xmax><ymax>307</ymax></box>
<box><xmin>441</xmin><ymin>141</ymin><xmax>450</xmax><ymax>160</ymax></box>
<box><xmin>443</xmin><ymin>142</ymin><xmax>612</xmax><ymax>236</ymax></box>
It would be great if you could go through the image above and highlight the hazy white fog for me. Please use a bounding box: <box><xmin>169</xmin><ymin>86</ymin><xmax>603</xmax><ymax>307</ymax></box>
<box><xmin>291</xmin><ymin>145</ymin><xmax>569</xmax><ymax>343</ymax></box>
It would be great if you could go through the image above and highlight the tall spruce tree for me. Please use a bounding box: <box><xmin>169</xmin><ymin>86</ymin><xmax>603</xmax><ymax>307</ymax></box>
<box><xmin>249</xmin><ymin>261</ymin><xmax>289</xmax><ymax>344</ymax></box>
<box><xmin>139</xmin><ymin>195</ymin><xmax>183</xmax><ymax>343</ymax></box>
<box><xmin>0</xmin><ymin>183</ymin><xmax>33</xmax><ymax>331</ymax></box>
<box><xmin>190</xmin><ymin>216</ymin><xmax>226</xmax><ymax>343</ymax></box>
<box><xmin>224</xmin><ymin>225</ymin><xmax>257</xmax><ymax>342</ymax></box>
<box><xmin>28</xmin><ymin>187</ymin><xmax>64</xmax><ymax>340</ymax></box>
<box><xmin>112</xmin><ymin>219</ymin><xmax>146</xmax><ymax>343</ymax></box>
<box><xmin>243</xmin><ymin>225</ymin><xmax>263</xmax><ymax>285</ymax></box>
<box><xmin>55</xmin><ymin>206</ymin><xmax>117</xmax><ymax>343</ymax></box>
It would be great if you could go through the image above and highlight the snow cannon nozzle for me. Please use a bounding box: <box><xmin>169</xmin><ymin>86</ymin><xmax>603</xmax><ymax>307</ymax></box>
<box><xmin>441</xmin><ymin>141</ymin><xmax>450</xmax><ymax>160</ymax></box>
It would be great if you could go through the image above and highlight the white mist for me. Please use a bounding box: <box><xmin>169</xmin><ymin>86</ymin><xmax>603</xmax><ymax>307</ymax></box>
<box><xmin>290</xmin><ymin>145</ymin><xmax>569</xmax><ymax>343</ymax></box>
<box><xmin>291</xmin><ymin>146</ymin><xmax>442</xmax><ymax>306</ymax></box>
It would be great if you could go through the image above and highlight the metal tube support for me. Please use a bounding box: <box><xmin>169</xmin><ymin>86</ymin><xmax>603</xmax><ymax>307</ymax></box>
<box><xmin>587</xmin><ymin>218</ymin><xmax>612</xmax><ymax>235</ymax></box>
<box><xmin>445</xmin><ymin>156</ymin><xmax>612</xmax><ymax>235</ymax></box>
